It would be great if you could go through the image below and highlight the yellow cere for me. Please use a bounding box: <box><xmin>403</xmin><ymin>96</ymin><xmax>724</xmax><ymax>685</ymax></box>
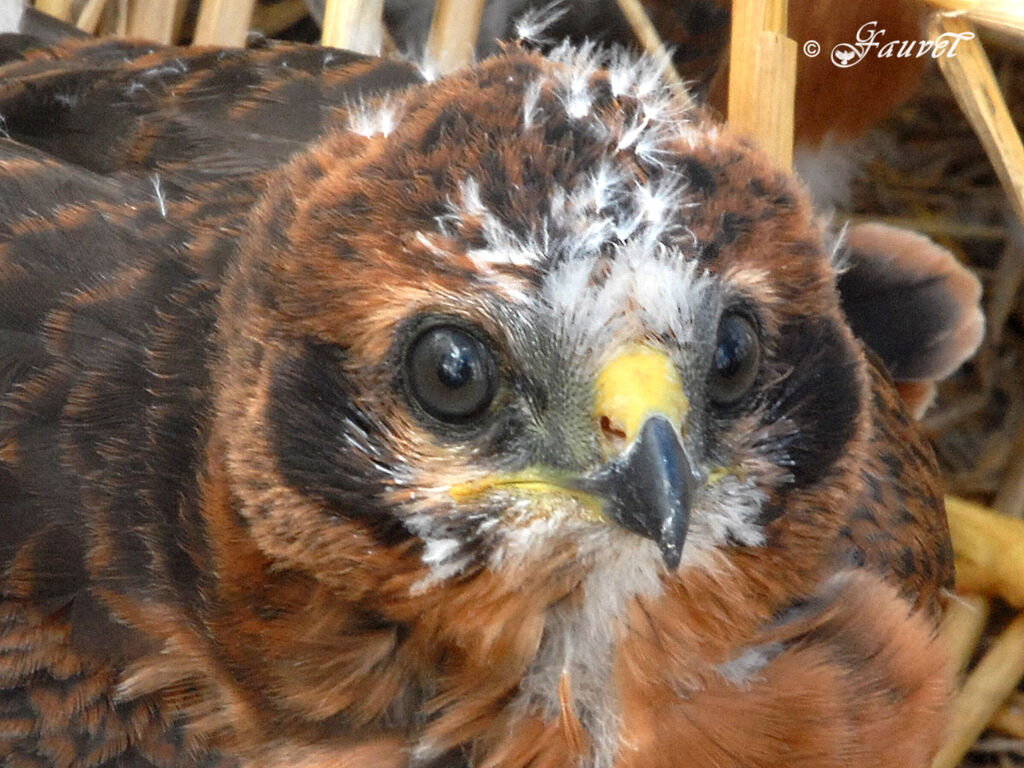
<box><xmin>448</xmin><ymin>470</ymin><xmax>606</xmax><ymax>522</ymax></box>
<box><xmin>447</xmin><ymin>344</ymin><xmax>692</xmax><ymax>525</ymax></box>
<box><xmin>594</xmin><ymin>345</ymin><xmax>689</xmax><ymax>444</ymax></box>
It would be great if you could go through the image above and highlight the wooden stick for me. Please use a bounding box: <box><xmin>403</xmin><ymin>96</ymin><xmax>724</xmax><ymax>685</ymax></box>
<box><xmin>251</xmin><ymin>0</ymin><xmax>309</xmax><ymax>37</ymax></box>
<box><xmin>930</xmin><ymin>15</ymin><xmax>1024</xmax><ymax>230</ymax></box>
<box><xmin>76</xmin><ymin>0</ymin><xmax>109</xmax><ymax>34</ymax></box>
<box><xmin>193</xmin><ymin>0</ymin><xmax>256</xmax><ymax>46</ymax></box>
<box><xmin>727</xmin><ymin>0</ymin><xmax>797</xmax><ymax>169</ymax></box>
<box><xmin>321</xmin><ymin>0</ymin><xmax>384</xmax><ymax>54</ymax></box>
<box><xmin>940</xmin><ymin>594</ymin><xmax>991</xmax><ymax>675</ymax></box>
<box><xmin>753</xmin><ymin>31</ymin><xmax>796</xmax><ymax>169</ymax></box>
<box><xmin>923</xmin><ymin>0</ymin><xmax>1024</xmax><ymax>38</ymax></box>
<box><xmin>614</xmin><ymin>0</ymin><xmax>687</xmax><ymax>100</ymax></box>
<box><xmin>116</xmin><ymin>0</ymin><xmax>128</xmax><ymax>37</ymax></box>
<box><xmin>424</xmin><ymin>0</ymin><xmax>486</xmax><ymax>76</ymax></box>
<box><xmin>932</xmin><ymin>612</ymin><xmax>1024</xmax><ymax>768</ymax></box>
<box><xmin>127</xmin><ymin>0</ymin><xmax>187</xmax><ymax>44</ymax></box>
<box><xmin>35</xmin><ymin>0</ymin><xmax>75</xmax><ymax>22</ymax></box>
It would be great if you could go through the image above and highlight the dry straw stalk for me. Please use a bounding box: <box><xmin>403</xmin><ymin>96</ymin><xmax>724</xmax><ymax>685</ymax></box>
<box><xmin>251</xmin><ymin>0</ymin><xmax>309</xmax><ymax>37</ymax></box>
<box><xmin>35</xmin><ymin>0</ymin><xmax>74</xmax><ymax>21</ymax></box>
<box><xmin>726</xmin><ymin>0</ymin><xmax>797</xmax><ymax>169</ymax></box>
<box><xmin>932</xmin><ymin>613</ymin><xmax>1024</xmax><ymax>768</ymax></box>
<box><xmin>75</xmin><ymin>0</ymin><xmax>108</xmax><ymax>33</ymax></box>
<box><xmin>193</xmin><ymin>0</ymin><xmax>256</xmax><ymax>46</ymax></box>
<box><xmin>321</xmin><ymin>0</ymin><xmax>384</xmax><ymax>54</ymax></box>
<box><xmin>940</xmin><ymin>594</ymin><xmax>992</xmax><ymax>675</ymax></box>
<box><xmin>923</xmin><ymin>0</ymin><xmax>1024</xmax><ymax>39</ymax></box>
<box><xmin>127</xmin><ymin>0</ymin><xmax>187</xmax><ymax>44</ymax></box>
<box><xmin>425</xmin><ymin>0</ymin><xmax>487</xmax><ymax>76</ymax></box>
<box><xmin>929</xmin><ymin>14</ymin><xmax>1024</xmax><ymax>229</ymax></box>
<box><xmin>946</xmin><ymin>495</ymin><xmax>1024</xmax><ymax>608</ymax></box>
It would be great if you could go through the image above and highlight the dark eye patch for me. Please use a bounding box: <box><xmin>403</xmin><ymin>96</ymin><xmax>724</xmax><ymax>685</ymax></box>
<box><xmin>268</xmin><ymin>341</ymin><xmax>411</xmax><ymax>545</ymax></box>
<box><xmin>761</xmin><ymin>317</ymin><xmax>862</xmax><ymax>487</ymax></box>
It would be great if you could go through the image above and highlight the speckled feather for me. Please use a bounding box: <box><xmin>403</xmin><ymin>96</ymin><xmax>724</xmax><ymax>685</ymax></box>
<box><xmin>0</xmin><ymin>30</ymin><xmax>978</xmax><ymax>768</ymax></box>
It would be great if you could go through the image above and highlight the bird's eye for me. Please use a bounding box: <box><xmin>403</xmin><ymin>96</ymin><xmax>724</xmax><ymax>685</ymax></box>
<box><xmin>709</xmin><ymin>312</ymin><xmax>761</xmax><ymax>406</ymax></box>
<box><xmin>406</xmin><ymin>325</ymin><xmax>498</xmax><ymax>423</ymax></box>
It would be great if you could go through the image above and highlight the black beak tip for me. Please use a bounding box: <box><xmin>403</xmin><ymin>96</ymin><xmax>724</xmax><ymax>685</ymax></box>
<box><xmin>594</xmin><ymin>416</ymin><xmax>696</xmax><ymax>570</ymax></box>
<box><xmin>659</xmin><ymin>508</ymin><xmax>688</xmax><ymax>570</ymax></box>
<box><xmin>659</xmin><ymin>541</ymin><xmax>682</xmax><ymax>570</ymax></box>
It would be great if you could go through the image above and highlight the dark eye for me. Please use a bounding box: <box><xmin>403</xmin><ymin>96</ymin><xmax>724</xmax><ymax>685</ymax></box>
<box><xmin>709</xmin><ymin>312</ymin><xmax>761</xmax><ymax>406</ymax></box>
<box><xmin>406</xmin><ymin>325</ymin><xmax>498</xmax><ymax>423</ymax></box>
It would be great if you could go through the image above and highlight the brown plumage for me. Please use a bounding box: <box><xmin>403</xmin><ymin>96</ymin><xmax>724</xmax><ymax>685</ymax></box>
<box><xmin>0</xmin><ymin>21</ymin><xmax>981</xmax><ymax>768</ymax></box>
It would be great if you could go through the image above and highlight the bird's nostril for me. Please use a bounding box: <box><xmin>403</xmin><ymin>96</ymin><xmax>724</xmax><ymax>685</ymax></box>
<box><xmin>599</xmin><ymin>415</ymin><xmax>628</xmax><ymax>456</ymax></box>
<box><xmin>600</xmin><ymin>414</ymin><xmax>627</xmax><ymax>441</ymax></box>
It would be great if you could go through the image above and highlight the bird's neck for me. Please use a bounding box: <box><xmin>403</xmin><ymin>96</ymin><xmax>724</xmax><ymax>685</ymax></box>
<box><xmin>193</xmin><ymin>439</ymin><xmax>814</xmax><ymax>767</ymax></box>
<box><xmin>191</xmin><ymin>438</ymin><xmax>593</xmax><ymax>761</ymax></box>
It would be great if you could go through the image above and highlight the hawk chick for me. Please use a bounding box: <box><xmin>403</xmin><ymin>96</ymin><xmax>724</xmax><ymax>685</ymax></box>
<box><xmin>0</xmin><ymin>27</ymin><xmax>982</xmax><ymax>768</ymax></box>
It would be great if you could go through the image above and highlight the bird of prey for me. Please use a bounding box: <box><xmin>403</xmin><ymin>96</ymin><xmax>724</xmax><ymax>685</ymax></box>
<box><xmin>0</xmin><ymin>14</ymin><xmax>983</xmax><ymax>768</ymax></box>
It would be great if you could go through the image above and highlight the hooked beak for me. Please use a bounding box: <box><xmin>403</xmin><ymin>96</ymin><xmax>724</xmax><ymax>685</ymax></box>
<box><xmin>573</xmin><ymin>415</ymin><xmax>697</xmax><ymax>569</ymax></box>
<box><xmin>449</xmin><ymin>345</ymin><xmax>699</xmax><ymax>570</ymax></box>
<box><xmin>576</xmin><ymin>345</ymin><xmax>698</xmax><ymax>569</ymax></box>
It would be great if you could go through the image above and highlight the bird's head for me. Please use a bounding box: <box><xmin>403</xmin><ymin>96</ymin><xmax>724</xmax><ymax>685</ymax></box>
<box><xmin>213</xmin><ymin>46</ymin><xmax>869</xmax><ymax>608</ymax></box>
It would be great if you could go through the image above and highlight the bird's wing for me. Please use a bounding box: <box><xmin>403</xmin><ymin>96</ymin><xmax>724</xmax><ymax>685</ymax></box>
<box><xmin>1</xmin><ymin>138</ymin><xmax>160</xmax><ymax>550</ymax></box>
<box><xmin>0</xmin><ymin>32</ymin><xmax>423</xmax><ymax>188</ymax></box>
<box><xmin>0</xmin><ymin>32</ymin><xmax>430</xmax><ymax>764</ymax></box>
<box><xmin>0</xmin><ymin>27</ymin><xmax>426</xmax><ymax>560</ymax></box>
<box><xmin>0</xmin><ymin>135</ymin><xmax>235</xmax><ymax>765</ymax></box>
